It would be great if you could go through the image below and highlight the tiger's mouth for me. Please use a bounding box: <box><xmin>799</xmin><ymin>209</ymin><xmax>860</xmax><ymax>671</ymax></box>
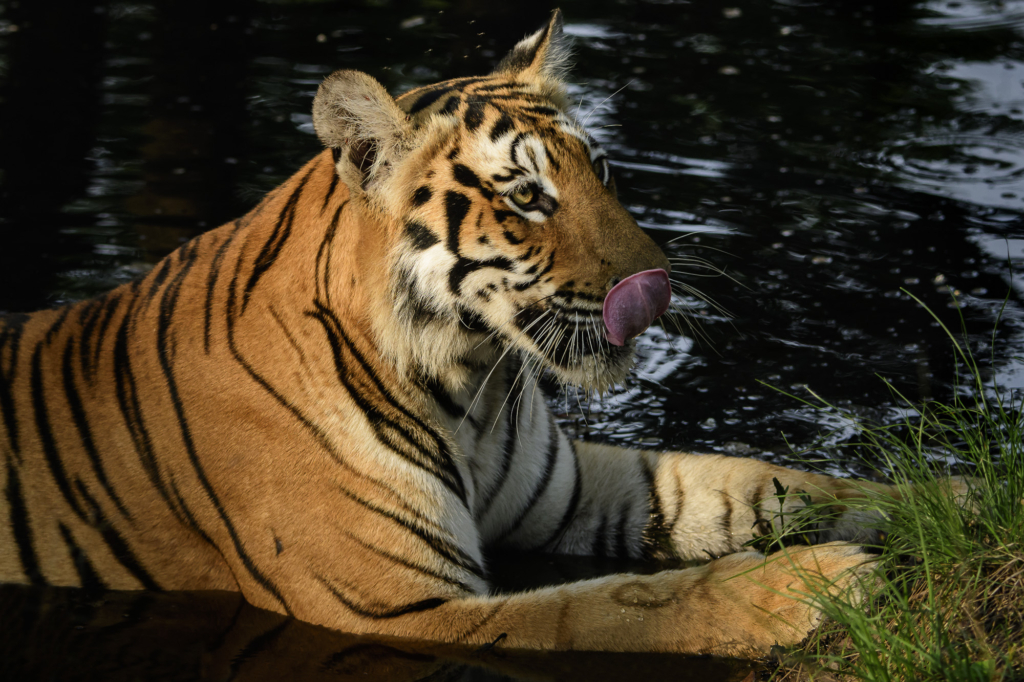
<box><xmin>513</xmin><ymin>302</ymin><xmax>632</xmax><ymax>373</ymax></box>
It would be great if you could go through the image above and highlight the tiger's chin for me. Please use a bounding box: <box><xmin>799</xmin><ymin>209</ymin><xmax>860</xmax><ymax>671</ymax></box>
<box><xmin>522</xmin><ymin>333</ymin><xmax>637</xmax><ymax>394</ymax></box>
<box><xmin>549</xmin><ymin>351</ymin><xmax>636</xmax><ymax>394</ymax></box>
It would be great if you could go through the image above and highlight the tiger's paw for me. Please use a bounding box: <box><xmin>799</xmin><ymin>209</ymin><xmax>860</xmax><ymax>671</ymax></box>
<box><xmin>703</xmin><ymin>542</ymin><xmax>876</xmax><ymax>658</ymax></box>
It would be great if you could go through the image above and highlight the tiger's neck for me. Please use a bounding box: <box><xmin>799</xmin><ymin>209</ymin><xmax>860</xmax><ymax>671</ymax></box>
<box><xmin>226</xmin><ymin>151</ymin><xmax>500</xmax><ymax>401</ymax></box>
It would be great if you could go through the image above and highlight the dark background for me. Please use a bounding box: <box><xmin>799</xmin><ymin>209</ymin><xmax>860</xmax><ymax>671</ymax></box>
<box><xmin>1</xmin><ymin>0</ymin><xmax>1023</xmax><ymax>679</ymax></box>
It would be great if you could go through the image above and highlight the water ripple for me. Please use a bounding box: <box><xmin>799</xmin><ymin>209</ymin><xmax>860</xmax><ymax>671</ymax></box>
<box><xmin>919</xmin><ymin>0</ymin><xmax>1024</xmax><ymax>33</ymax></box>
<box><xmin>868</xmin><ymin>133</ymin><xmax>1024</xmax><ymax>208</ymax></box>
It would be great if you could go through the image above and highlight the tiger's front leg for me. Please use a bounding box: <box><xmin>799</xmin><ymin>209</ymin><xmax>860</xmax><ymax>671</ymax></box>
<box><xmin>545</xmin><ymin>442</ymin><xmax>898</xmax><ymax>563</ymax></box>
<box><xmin>340</xmin><ymin>540</ymin><xmax>874</xmax><ymax>658</ymax></box>
<box><xmin>480</xmin><ymin>423</ymin><xmax>894</xmax><ymax>564</ymax></box>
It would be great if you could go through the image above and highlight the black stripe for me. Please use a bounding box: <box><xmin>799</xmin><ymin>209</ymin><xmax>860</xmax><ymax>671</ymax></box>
<box><xmin>593</xmin><ymin>515</ymin><xmax>609</xmax><ymax>557</ymax></box>
<box><xmin>5</xmin><ymin>461</ymin><xmax>44</xmax><ymax>585</ymax></box>
<box><xmin>639</xmin><ymin>457</ymin><xmax>668</xmax><ymax>559</ymax></box>
<box><xmin>543</xmin><ymin>442</ymin><xmax>581</xmax><ymax>551</ymax></box>
<box><xmin>62</xmin><ymin>338</ymin><xmax>130</xmax><ymax>518</ymax></box>
<box><xmin>719</xmin><ymin>490</ymin><xmax>735</xmax><ymax>551</ymax></box>
<box><xmin>309</xmin><ymin>228</ymin><xmax>467</xmax><ymax>504</ymax></box>
<box><xmin>157</xmin><ymin>242</ymin><xmax>289</xmax><ymax>612</ymax></box>
<box><xmin>89</xmin><ymin>292</ymin><xmax>122</xmax><ymax>380</ymax></box>
<box><xmin>204</xmin><ymin>225</ymin><xmax>242</xmax><ymax>354</ymax></box>
<box><xmin>449</xmin><ymin>255</ymin><xmax>515</xmax><ymax>297</ymax></box>
<box><xmin>478</xmin><ymin>93</ymin><xmax>548</xmax><ymax>104</ymax></box>
<box><xmin>544</xmin><ymin>145</ymin><xmax>561</xmax><ymax>172</ymax></box>
<box><xmin>347</xmin><ymin>532</ymin><xmax>475</xmax><ymax>593</ymax></box>
<box><xmin>439</xmin><ymin>95</ymin><xmax>461</xmax><ymax>116</ymax></box>
<box><xmin>405</xmin><ymin>220</ymin><xmax>439</xmax><ymax>251</ymax></box>
<box><xmin>30</xmin><ymin>342</ymin><xmax>87</xmax><ymax>521</ymax></box>
<box><xmin>0</xmin><ymin>313</ymin><xmax>29</xmax><ymax>457</ymax></box>
<box><xmin>75</xmin><ymin>300</ymin><xmax>104</xmax><ymax>381</ymax></box>
<box><xmin>314</xmin><ymin>201</ymin><xmax>348</xmax><ymax>305</ymax></box>
<box><xmin>474</xmin><ymin>82</ymin><xmax>525</xmax><ymax>94</ymax></box>
<box><xmin>168</xmin><ymin>476</ymin><xmax>216</xmax><ymax>545</ymax></box>
<box><xmin>58</xmin><ymin>521</ymin><xmax>106</xmax><ymax>591</ymax></box>
<box><xmin>452</xmin><ymin>164</ymin><xmax>480</xmax><ymax>189</ymax></box>
<box><xmin>489</xmin><ymin>114</ymin><xmax>515</xmax><ymax>141</ymax></box>
<box><xmin>749</xmin><ymin>479</ymin><xmax>769</xmax><ymax>536</ymax></box>
<box><xmin>74</xmin><ymin>456</ymin><xmax>162</xmax><ymax>590</ymax></box>
<box><xmin>476</xmin><ymin>363</ymin><xmax>521</xmax><ymax>517</ymax></box>
<box><xmin>457</xmin><ymin>306</ymin><xmax>489</xmax><ymax>333</ymax></box>
<box><xmin>411</xmin><ymin>185</ymin><xmax>432</xmax><ymax>207</ymax></box>
<box><xmin>525</xmin><ymin>105</ymin><xmax>559</xmax><ymax>117</ymax></box>
<box><xmin>424</xmin><ymin>376</ymin><xmax>465</xmax><ymax>420</ymax></box>
<box><xmin>444</xmin><ymin>190</ymin><xmax>471</xmax><ymax>256</ymax></box>
<box><xmin>337</xmin><ymin>486</ymin><xmax>484</xmax><ymax>580</ymax></box>
<box><xmin>409</xmin><ymin>86</ymin><xmax>454</xmax><ymax>114</ymax></box>
<box><xmin>321</xmin><ymin>169</ymin><xmax>340</xmax><ymax>215</ymax></box>
<box><xmin>672</xmin><ymin>470</ymin><xmax>686</xmax><ymax>533</ymax></box>
<box><xmin>464</xmin><ymin>101</ymin><xmax>485</xmax><ymax>131</ymax></box>
<box><xmin>242</xmin><ymin>165</ymin><xmax>316</xmax><ymax>312</ymax></box>
<box><xmin>111</xmin><ymin>282</ymin><xmax>182</xmax><ymax>521</ymax></box>
<box><xmin>509</xmin><ymin>132</ymin><xmax>529</xmax><ymax>169</ymax></box>
<box><xmin>268</xmin><ymin>306</ymin><xmax>307</xmax><ymax>364</ymax></box>
<box><xmin>318</xmin><ymin>575</ymin><xmax>447</xmax><ymax>619</ymax></box>
<box><xmin>143</xmin><ymin>258</ymin><xmax>174</xmax><ymax>309</ymax></box>
<box><xmin>513</xmin><ymin>250</ymin><xmax>556</xmax><ymax>292</ymax></box>
<box><xmin>502</xmin><ymin>228</ymin><xmax>525</xmax><ymax>245</ymax></box>
<box><xmin>306</xmin><ymin>303</ymin><xmax>467</xmax><ymax>504</ymax></box>
<box><xmin>452</xmin><ymin>164</ymin><xmax>494</xmax><ymax>201</ymax></box>
<box><xmin>226</xmin><ymin>620</ymin><xmax>290</xmax><ymax>681</ymax></box>
<box><xmin>615</xmin><ymin>503</ymin><xmax>631</xmax><ymax>558</ymax></box>
<box><xmin>493</xmin><ymin>414</ymin><xmax>561</xmax><ymax>543</ymax></box>
<box><xmin>43</xmin><ymin>306</ymin><xmax>73</xmax><ymax>345</ymax></box>
<box><xmin>491</xmin><ymin>168</ymin><xmax>523</xmax><ymax>182</ymax></box>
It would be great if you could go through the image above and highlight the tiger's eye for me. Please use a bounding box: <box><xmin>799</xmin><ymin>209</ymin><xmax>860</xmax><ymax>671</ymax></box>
<box><xmin>510</xmin><ymin>186</ymin><xmax>537</xmax><ymax>207</ymax></box>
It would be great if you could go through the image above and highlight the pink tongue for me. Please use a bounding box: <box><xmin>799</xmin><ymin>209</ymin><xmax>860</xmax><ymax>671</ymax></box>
<box><xmin>602</xmin><ymin>269</ymin><xmax>672</xmax><ymax>346</ymax></box>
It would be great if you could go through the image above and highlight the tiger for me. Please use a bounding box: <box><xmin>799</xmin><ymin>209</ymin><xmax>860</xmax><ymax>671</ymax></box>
<box><xmin>0</xmin><ymin>10</ymin><xmax>930</xmax><ymax>659</ymax></box>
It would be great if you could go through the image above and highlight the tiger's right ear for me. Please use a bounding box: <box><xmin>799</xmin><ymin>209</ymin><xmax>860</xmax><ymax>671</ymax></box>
<box><xmin>494</xmin><ymin>9</ymin><xmax>572</xmax><ymax>81</ymax></box>
<box><xmin>312</xmin><ymin>70</ymin><xmax>411</xmax><ymax>196</ymax></box>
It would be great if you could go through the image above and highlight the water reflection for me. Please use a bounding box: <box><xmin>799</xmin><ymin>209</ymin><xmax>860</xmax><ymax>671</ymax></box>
<box><xmin>0</xmin><ymin>579</ymin><xmax>753</xmax><ymax>682</ymax></box>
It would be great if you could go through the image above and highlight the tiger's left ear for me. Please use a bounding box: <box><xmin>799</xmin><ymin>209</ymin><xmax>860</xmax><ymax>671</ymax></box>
<box><xmin>494</xmin><ymin>9</ymin><xmax>572</xmax><ymax>80</ymax></box>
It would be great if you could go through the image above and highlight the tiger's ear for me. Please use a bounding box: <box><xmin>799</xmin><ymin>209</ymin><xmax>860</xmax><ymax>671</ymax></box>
<box><xmin>494</xmin><ymin>9</ymin><xmax>572</xmax><ymax>80</ymax></box>
<box><xmin>312</xmin><ymin>70</ymin><xmax>411</xmax><ymax>195</ymax></box>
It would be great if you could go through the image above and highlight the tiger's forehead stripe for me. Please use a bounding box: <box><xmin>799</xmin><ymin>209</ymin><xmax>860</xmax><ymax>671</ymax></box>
<box><xmin>401</xmin><ymin>78</ymin><xmax>569</xmax><ymax>127</ymax></box>
<box><xmin>398</xmin><ymin>77</ymin><xmax>598</xmax><ymax>189</ymax></box>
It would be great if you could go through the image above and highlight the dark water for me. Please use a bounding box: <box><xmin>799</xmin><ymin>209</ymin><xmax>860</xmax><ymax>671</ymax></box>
<box><xmin>1</xmin><ymin>0</ymin><xmax>1022</xmax><ymax>679</ymax></box>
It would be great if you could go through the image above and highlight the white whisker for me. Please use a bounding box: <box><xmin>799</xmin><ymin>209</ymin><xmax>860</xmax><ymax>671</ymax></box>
<box><xmin>582</xmin><ymin>80</ymin><xmax>634</xmax><ymax>128</ymax></box>
<box><xmin>456</xmin><ymin>309</ymin><xmax>551</xmax><ymax>434</ymax></box>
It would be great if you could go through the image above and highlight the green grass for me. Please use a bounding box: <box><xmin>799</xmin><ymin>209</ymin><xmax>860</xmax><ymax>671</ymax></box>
<box><xmin>763</xmin><ymin>299</ymin><xmax>1024</xmax><ymax>682</ymax></box>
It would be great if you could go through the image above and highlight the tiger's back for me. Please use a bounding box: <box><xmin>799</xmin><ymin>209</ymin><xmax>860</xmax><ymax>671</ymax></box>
<box><xmin>0</xmin><ymin>160</ymin><xmax>351</xmax><ymax>587</ymax></box>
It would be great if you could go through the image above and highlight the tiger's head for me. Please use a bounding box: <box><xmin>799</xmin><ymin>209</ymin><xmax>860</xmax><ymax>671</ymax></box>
<box><xmin>312</xmin><ymin>10</ymin><xmax>671</xmax><ymax>392</ymax></box>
